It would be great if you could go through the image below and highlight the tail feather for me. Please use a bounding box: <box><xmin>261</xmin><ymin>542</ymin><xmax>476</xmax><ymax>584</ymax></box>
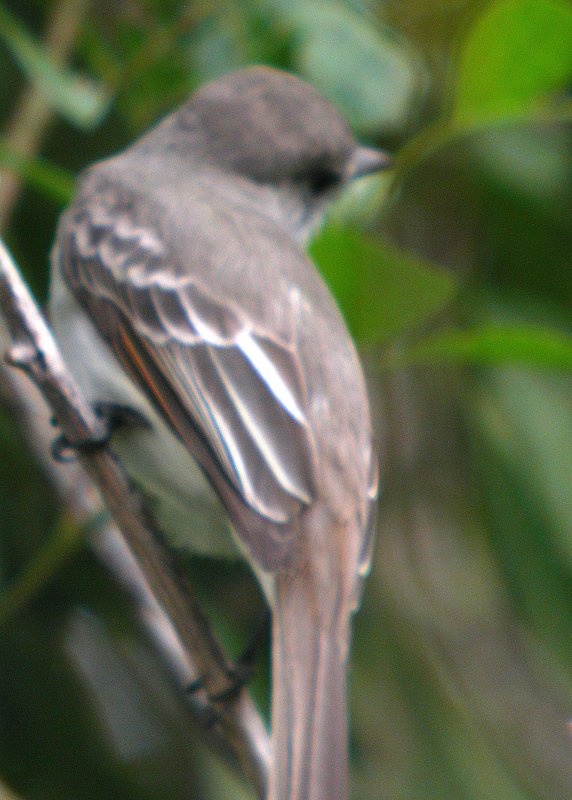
<box><xmin>269</xmin><ymin>570</ymin><xmax>349</xmax><ymax>800</ymax></box>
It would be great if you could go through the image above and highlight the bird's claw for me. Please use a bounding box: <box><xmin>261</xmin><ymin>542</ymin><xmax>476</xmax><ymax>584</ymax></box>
<box><xmin>51</xmin><ymin>403</ymin><xmax>150</xmax><ymax>463</ymax></box>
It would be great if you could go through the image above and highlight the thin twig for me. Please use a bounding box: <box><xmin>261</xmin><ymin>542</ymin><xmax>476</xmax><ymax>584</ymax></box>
<box><xmin>0</xmin><ymin>2</ymin><xmax>269</xmax><ymax>793</ymax></box>
<box><xmin>0</xmin><ymin>238</ymin><xmax>270</xmax><ymax>796</ymax></box>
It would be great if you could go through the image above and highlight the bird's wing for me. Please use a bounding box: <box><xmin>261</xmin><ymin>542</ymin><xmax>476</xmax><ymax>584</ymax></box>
<box><xmin>58</xmin><ymin>195</ymin><xmax>317</xmax><ymax>570</ymax></box>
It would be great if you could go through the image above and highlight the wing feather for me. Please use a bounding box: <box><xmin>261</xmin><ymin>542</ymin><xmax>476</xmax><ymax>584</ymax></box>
<box><xmin>210</xmin><ymin>344</ymin><xmax>314</xmax><ymax>501</ymax></box>
<box><xmin>59</xmin><ymin>197</ymin><xmax>316</xmax><ymax>559</ymax></box>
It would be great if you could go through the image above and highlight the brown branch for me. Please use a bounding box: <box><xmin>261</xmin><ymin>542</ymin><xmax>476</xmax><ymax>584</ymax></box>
<box><xmin>0</xmin><ymin>3</ymin><xmax>269</xmax><ymax>791</ymax></box>
<box><xmin>0</xmin><ymin>237</ymin><xmax>270</xmax><ymax>797</ymax></box>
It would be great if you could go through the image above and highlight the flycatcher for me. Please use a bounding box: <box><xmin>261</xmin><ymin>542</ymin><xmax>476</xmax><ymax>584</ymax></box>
<box><xmin>50</xmin><ymin>66</ymin><xmax>390</xmax><ymax>800</ymax></box>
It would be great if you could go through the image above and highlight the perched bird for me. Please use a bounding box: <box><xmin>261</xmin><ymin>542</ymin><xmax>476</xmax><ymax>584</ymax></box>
<box><xmin>50</xmin><ymin>66</ymin><xmax>390</xmax><ymax>800</ymax></box>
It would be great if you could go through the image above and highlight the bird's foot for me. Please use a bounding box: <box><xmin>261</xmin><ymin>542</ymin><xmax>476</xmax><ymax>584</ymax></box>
<box><xmin>185</xmin><ymin>660</ymin><xmax>252</xmax><ymax>709</ymax></box>
<box><xmin>51</xmin><ymin>402</ymin><xmax>150</xmax><ymax>462</ymax></box>
<box><xmin>185</xmin><ymin>608</ymin><xmax>269</xmax><ymax>726</ymax></box>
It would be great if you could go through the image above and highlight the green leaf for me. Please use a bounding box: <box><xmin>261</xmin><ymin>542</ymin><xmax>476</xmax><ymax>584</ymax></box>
<box><xmin>0</xmin><ymin>514</ymin><xmax>82</xmax><ymax>627</ymax></box>
<box><xmin>387</xmin><ymin>325</ymin><xmax>572</xmax><ymax>369</ymax></box>
<box><xmin>272</xmin><ymin>0</ymin><xmax>418</xmax><ymax>134</ymax></box>
<box><xmin>455</xmin><ymin>0</ymin><xmax>572</xmax><ymax>124</ymax></box>
<box><xmin>474</xmin><ymin>369</ymin><xmax>572</xmax><ymax>572</ymax></box>
<box><xmin>309</xmin><ymin>226</ymin><xmax>457</xmax><ymax>344</ymax></box>
<box><xmin>0</xmin><ymin>2</ymin><xmax>110</xmax><ymax>129</ymax></box>
<box><xmin>0</xmin><ymin>140</ymin><xmax>75</xmax><ymax>203</ymax></box>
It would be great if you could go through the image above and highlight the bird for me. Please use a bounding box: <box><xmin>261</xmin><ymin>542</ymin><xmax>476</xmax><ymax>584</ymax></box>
<box><xmin>50</xmin><ymin>65</ymin><xmax>390</xmax><ymax>800</ymax></box>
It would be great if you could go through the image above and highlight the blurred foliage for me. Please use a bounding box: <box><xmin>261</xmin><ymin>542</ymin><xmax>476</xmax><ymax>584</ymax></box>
<box><xmin>310</xmin><ymin>225</ymin><xmax>458</xmax><ymax>344</ymax></box>
<box><xmin>0</xmin><ymin>1</ymin><xmax>571</xmax><ymax>799</ymax></box>
<box><xmin>0</xmin><ymin>2</ymin><xmax>109</xmax><ymax>128</ymax></box>
<box><xmin>455</xmin><ymin>0</ymin><xmax>572</xmax><ymax>124</ymax></box>
<box><xmin>386</xmin><ymin>325</ymin><xmax>572</xmax><ymax>370</ymax></box>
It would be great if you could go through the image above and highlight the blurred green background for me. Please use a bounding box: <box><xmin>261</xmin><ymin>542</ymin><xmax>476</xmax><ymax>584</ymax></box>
<box><xmin>0</xmin><ymin>1</ymin><xmax>571</xmax><ymax>798</ymax></box>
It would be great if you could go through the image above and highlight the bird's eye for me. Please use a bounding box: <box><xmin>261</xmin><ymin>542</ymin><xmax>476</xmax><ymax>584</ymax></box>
<box><xmin>307</xmin><ymin>169</ymin><xmax>340</xmax><ymax>195</ymax></box>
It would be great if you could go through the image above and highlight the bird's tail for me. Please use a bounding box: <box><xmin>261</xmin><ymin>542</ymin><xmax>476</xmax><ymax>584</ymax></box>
<box><xmin>269</xmin><ymin>567</ymin><xmax>350</xmax><ymax>800</ymax></box>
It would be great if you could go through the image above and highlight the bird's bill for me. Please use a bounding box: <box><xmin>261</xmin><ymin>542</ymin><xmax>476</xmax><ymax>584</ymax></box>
<box><xmin>345</xmin><ymin>145</ymin><xmax>392</xmax><ymax>180</ymax></box>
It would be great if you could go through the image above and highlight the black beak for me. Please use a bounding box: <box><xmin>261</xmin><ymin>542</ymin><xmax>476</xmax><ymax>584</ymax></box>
<box><xmin>346</xmin><ymin>145</ymin><xmax>392</xmax><ymax>180</ymax></box>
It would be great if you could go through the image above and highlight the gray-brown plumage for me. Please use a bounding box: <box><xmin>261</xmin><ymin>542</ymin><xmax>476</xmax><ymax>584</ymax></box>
<box><xmin>51</xmin><ymin>66</ymin><xmax>389</xmax><ymax>800</ymax></box>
